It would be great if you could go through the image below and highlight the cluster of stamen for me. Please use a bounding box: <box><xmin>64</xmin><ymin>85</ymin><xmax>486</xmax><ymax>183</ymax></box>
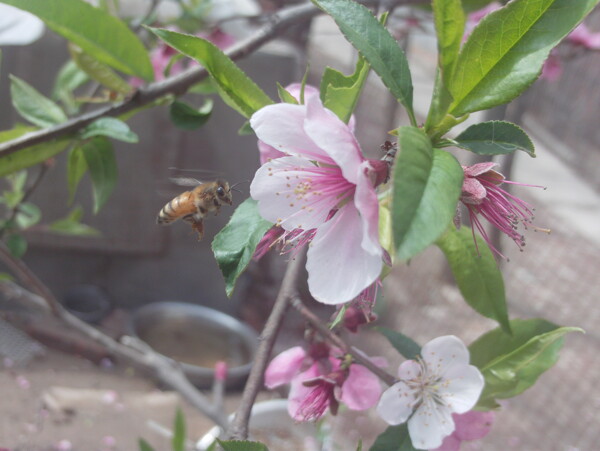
<box><xmin>463</xmin><ymin>172</ymin><xmax>548</xmax><ymax>259</ymax></box>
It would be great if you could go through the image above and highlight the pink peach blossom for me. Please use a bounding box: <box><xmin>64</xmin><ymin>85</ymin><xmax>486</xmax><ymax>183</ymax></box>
<box><xmin>250</xmin><ymin>97</ymin><xmax>387</xmax><ymax>304</ymax></box>
<box><xmin>265</xmin><ymin>343</ymin><xmax>383</xmax><ymax>421</ymax></box>
<box><xmin>460</xmin><ymin>162</ymin><xmax>543</xmax><ymax>258</ymax></box>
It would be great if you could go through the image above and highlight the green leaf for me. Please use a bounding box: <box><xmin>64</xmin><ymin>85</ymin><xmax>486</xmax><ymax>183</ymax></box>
<box><xmin>169</xmin><ymin>99</ymin><xmax>213</xmax><ymax>130</ymax></box>
<box><xmin>172</xmin><ymin>408</ymin><xmax>186</xmax><ymax>451</ymax></box>
<box><xmin>6</xmin><ymin>234</ymin><xmax>27</xmax><ymax>258</ymax></box>
<box><xmin>217</xmin><ymin>440</ymin><xmax>269</xmax><ymax>451</ymax></box>
<box><xmin>10</xmin><ymin>75</ymin><xmax>68</xmax><ymax>128</ymax></box>
<box><xmin>52</xmin><ymin>60</ymin><xmax>90</xmax><ymax>114</ymax></box>
<box><xmin>81</xmin><ymin>137</ymin><xmax>117</xmax><ymax>214</ymax></box>
<box><xmin>80</xmin><ymin>117</ymin><xmax>138</xmax><ymax>143</ymax></box>
<box><xmin>370</xmin><ymin>424</ymin><xmax>420</xmax><ymax>451</ymax></box>
<box><xmin>330</xmin><ymin>304</ymin><xmax>348</xmax><ymax>329</ymax></box>
<box><xmin>320</xmin><ymin>56</ymin><xmax>370</xmax><ymax>123</ymax></box>
<box><xmin>0</xmin><ymin>272</ymin><xmax>14</xmax><ymax>282</ymax></box>
<box><xmin>433</xmin><ymin>0</ymin><xmax>465</xmax><ymax>81</ymax></box>
<box><xmin>276</xmin><ymin>82</ymin><xmax>299</xmax><ymax>104</ymax></box>
<box><xmin>49</xmin><ymin>206</ymin><xmax>100</xmax><ymax>236</ymax></box>
<box><xmin>69</xmin><ymin>43</ymin><xmax>134</xmax><ymax>95</ymax></box>
<box><xmin>470</xmin><ymin>319</ymin><xmax>582</xmax><ymax>409</ymax></box>
<box><xmin>392</xmin><ymin>127</ymin><xmax>463</xmax><ymax>260</ymax></box>
<box><xmin>376</xmin><ymin>327</ymin><xmax>421</xmax><ymax>360</ymax></box>
<box><xmin>0</xmin><ymin>139</ymin><xmax>71</xmax><ymax>177</ymax></box>
<box><xmin>212</xmin><ymin>198</ymin><xmax>272</xmax><ymax>297</ymax></box>
<box><xmin>67</xmin><ymin>145</ymin><xmax>88</xmax><ymax>203</ymax></box>
<box><xmin>15</xmin><ymin>202</ymin><xmax>42</xmax><ymax>229</ymax></box>
<box><xmin>448</xmin><ymin>0</ymin><xmax>600</xmax><ymax>116</ymax></box>
<box><xmin>150</xmin><ymin>28</ymin><xmax>273</xmax><ymax>118</ymax></box>
<box><xmin>454</xmin><ymin>121</ymin><xmax>535</xmax><ymax>157</ymax></box>
<box><xmin>461</xmin><ymin>0</ymin><xmax>500</xmax><ymax>12</ymax></box>
<box><xmin>436</xmin><ymin>226</ymin><xmax>510</xmax><ymax>333</ymax></box>
<box><xmin>0</xmin><ymin>0</ymin><xmax>153</xmax><ymax>80</ymax></box>
<box><xmin>138</xmin><ymin>438</ymin><xmax>155</xmax><ymax>451</ymax></box>
<box><xmin>313</xmin><ymin>0</ymin><xmax>415</xmax><ymax>124</ymax></box>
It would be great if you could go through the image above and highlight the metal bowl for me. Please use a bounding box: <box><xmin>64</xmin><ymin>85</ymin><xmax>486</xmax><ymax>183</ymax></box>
<box><xmin>130</xmin><ymin>302</ymin><xmax>258</xmax><ymax>389</ymax></box>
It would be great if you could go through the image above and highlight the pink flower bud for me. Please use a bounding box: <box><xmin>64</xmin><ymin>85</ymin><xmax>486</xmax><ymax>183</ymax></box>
<box><xmin>214</xmin><ymin>361</ymin><xmax>228</xmax><ymax>382</ymax></box>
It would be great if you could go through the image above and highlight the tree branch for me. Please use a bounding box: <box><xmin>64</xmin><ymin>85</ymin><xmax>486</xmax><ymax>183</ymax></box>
<box><xmin>0</xmin><ymin>0</ymin><xmax>431</xmax><ymax>159</ymax></box>
<box><xmin>0</xmin><ymin>2</ymin><xmax>320</xmax><ymax>158</ymax></box>
<box><xmin>226</xmin><ymin>251</ymin><xmax>307</xmax><ymax>440</ymax></box>
<box><xmin>291</xmin><ymin>297</ymin><xmax>397</xmax><ymax>386</ymax></box>
<box><xmin>0</xmin><ymin>242</ymin><xmax>228</xmax><ymax>428</ymax></box>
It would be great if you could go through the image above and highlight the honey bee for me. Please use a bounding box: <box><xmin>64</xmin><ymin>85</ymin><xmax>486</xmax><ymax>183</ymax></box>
<box><xmin>157</xmin><ymin>178</ymin><xmax>233</xmax><ymax>240</ymax></box>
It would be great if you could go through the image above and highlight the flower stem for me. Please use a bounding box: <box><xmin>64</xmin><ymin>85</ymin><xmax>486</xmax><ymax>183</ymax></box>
<box><xmin>291</xmin><ymin>297</ymin><xmax>397</xmax><ymax>386</ymax></box>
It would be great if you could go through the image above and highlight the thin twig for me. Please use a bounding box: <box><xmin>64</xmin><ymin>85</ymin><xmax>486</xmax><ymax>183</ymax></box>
<box><xmin>291</xmin><ymin>297</ymin><xmax>397</xmax><ymax>386</ymax></box>
<box><xmin>0</xmin><ymin>242</ymin><xmax>228</xmax><ymax>428</ymax></box>
<box><xmin>226</xmin><ymin>251</ymin><xmax>307</xmax><ymax>440</ymax></box>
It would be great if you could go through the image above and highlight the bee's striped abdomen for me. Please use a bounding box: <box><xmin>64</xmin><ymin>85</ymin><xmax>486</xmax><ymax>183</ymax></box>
<box><xmin>157</xmin><ymin>191</ymin><xmax>197</xmax><ymax>224</ymax></box>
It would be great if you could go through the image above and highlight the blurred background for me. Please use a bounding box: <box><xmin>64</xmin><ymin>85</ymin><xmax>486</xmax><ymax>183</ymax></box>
<box><xmin>0</xmin><ymin>1</ymin><xmax>598</xmax><ymax>450</ymax></box>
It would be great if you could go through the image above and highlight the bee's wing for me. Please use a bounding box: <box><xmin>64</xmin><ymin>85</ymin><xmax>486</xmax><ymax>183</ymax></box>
<box><xmin>169</xmin><ymin>177</ymin><xmax>201</xmax><ymax>187</ymax></box>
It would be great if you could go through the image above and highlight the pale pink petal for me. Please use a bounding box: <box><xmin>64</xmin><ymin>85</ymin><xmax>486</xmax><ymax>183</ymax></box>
<box><xmin>541</xmin><ymin>53</ymin><xmax>562</xmax><ymax>81</ymax></box>
<box><xmin>431</xmin><ymin>433</ymin><xmax>461</xmax><ymax>451</ymax></box>
<box><xmin>339</xmin><ymin>364</ymin><xmax>381</xmax><ymax>410</ymax></box>
<box><xmin>306</xmin><ymin>204</ymin><xmax>382</xmax><ymax>304</ymax></box>
<box><xmin>568</xmin><ymin>23</ymin><xmax>600</xmax><ymax>50</ymax></box>
<box><xmin>285</xmin><ymin>83</ymin><xmax>356</xmax><ymax>130</ymax></box>
<box><xmin>421</xmin><ymin>335</ymin><xmax>471</xmax><ymax>375</ymax></box>
<box><xmin>454</xmin><ymin>410</ymin><xmax>495</xmax><ymax>440</ymax></box>
<box><xmin>397</xmin><ymin>359</ymin><xmax>422</xmax><ymax>379</ymax></box>
<box><xmin>258</xmin><ymin>140</ymin><xmax>286</xmax><ymax>165</ymax></box>
<box><xmin>462</xmin><ymin>162</ymin><xmax>497</xmax><ymax>177</ymax></box>
<box><xmin>284</xmin><ymin>83</ymin><xmax>320</xmax><ymax>103</ymax></box>
<box><xmin>199</xmin><ymin>28</ymin><xmax>235</xmax><ymax>50</ymax></box>
<box><xmin>408</xmin><ymin>397</ymin><xmax>455</xmax><ymax>450</ymax></box>
<box><xmin>304</xmin><ymin>96</ymin><xmax>364</xmax><ymax>184</ymax></box>
<box><xmin>287</xmin><ymin>364</ymin><xmax>321</xmax><ymax>420</ymax></box>
<box><xmin>354</xmin><ymin>161</ymin><xmax>382</xmax><ymax>255</ymax></box>
<box><xmin>437</xmin><ymin>365</ymin><xmax>485</xmax><ymax>414</ymax></box>
<box><xmin>377</xmin><ymin>381</ymin><xmax>418</xmax><ymax>425</ymax></box>
<box><xmin>250</xmin><ymin>103</ymin><xmax>335</xmax><ymax>164</ymax></box>
<box><xmin>264</xmin><ymin>346</ymin><xmax>307</xmax><ymax>389</ymax></box>
<box><xmin>462</xmin><ymin>177</ymin><xmax>487</xmax><ymax>204</ymax></box>
<box><xmin>250</xmin><ymin>156</ymin><xmax>341</xmax><ymax>231</ymax></box>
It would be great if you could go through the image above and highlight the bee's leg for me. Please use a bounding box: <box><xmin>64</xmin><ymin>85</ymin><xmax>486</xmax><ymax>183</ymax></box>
<box><xmin>191</xmin><ymin>219</ymin><xmax>204</xmax><ymax>240</ymax></box>
<box><xmin>183</xmin><ymin>215</ymin><xmax>204</xmax><ymax>240</ymax></box>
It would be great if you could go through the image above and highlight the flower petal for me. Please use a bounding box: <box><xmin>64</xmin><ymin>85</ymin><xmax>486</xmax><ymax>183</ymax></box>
<box><xmin>284</xmin><ymin>83</ymin><xmax>320</xmax><ymax>102</ymax></box>
<box><xmin>377</xmin><ymin>381</ymin><xmax>418</xmax><ymax>425</ymax></box>
<box><xmin>408</xmin><ymin>397</ymin><xmax>455</xmax><ymax>450</ymax></box>
<box><xmin>462</xmin><ymin>162</ymin><xmax>497</xmax><ymax>177</ymax></box>
<box><xmin>250</xmin><ymin>156</ymin><xmax>341</xmax><ymax>231</ymax></box>
<box><xmin>421</xmin><ymin>335</ymin><xmax>471</xmax><ymax>376</ymax></box>
<box><xmin>306</xmin><ymin>204</ymin><xmax>382</xmax><ymax>304</ymax></box>
<box><xmin>264</xmin><ymin>346</ymin><xmax>307</xmax><ymax>389</ymax></box>
<box><xmin>304</xmin><ymin>96</ymin><xmax>364</xmax><ymax>184</ymax></box>
<box><xmin>436</xmin><ymin>364</ymin><xmax>484</xmax><ymax>414</ymax></box>
<box><xmin>339</xmin><ymin>364</ymin><xmax>381</xmax><ymax>411</ymax></box>
<box><xmin>258</xmin><ymin>140</ymin><xmax>286</xmax><ymax>165</ymax></box>
<box><xmin>287</xmin><ymin>364</ymin><xmax>321</xmax><ymax>420</ymax></box>
<box><xmin>431</xmin><ymin>432</ymin><xmax>461</xmax><ymax>451</ymax></box>
<box><xmin>355</xmin><ymin>161</ymin><xmax>382</xmax><ymax>255</ymax></box>
<box><xmin>461</xmin><ymin>177</ymin><xmax>487</xmax><ymax>205</ymax></box>
<box><xmin>250</xmin><ymin>103</ymin><xmax>335</xmax><ymax>164</ymax></box>
<box><xmin>454</xmin><ymin>410</ymin><xmax>495</xmax><ymax>440</ymax></box>
<box><xmin>397</xmin><ymin>359</ymin><xmax>422</xmax><ymax>379</ymax></box>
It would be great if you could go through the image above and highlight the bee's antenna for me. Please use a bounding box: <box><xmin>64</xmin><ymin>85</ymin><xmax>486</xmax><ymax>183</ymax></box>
<box><xmin>230</xmin><ymin>180</ymin><xmax>250</xmax><ymax>191</ymax></box>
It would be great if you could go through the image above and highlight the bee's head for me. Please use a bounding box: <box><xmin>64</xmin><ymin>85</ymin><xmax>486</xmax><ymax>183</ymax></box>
<box><xmin>216</xmin><ymin>180</ymin><xmax>233</xmax><ymax>205</ymax></box>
